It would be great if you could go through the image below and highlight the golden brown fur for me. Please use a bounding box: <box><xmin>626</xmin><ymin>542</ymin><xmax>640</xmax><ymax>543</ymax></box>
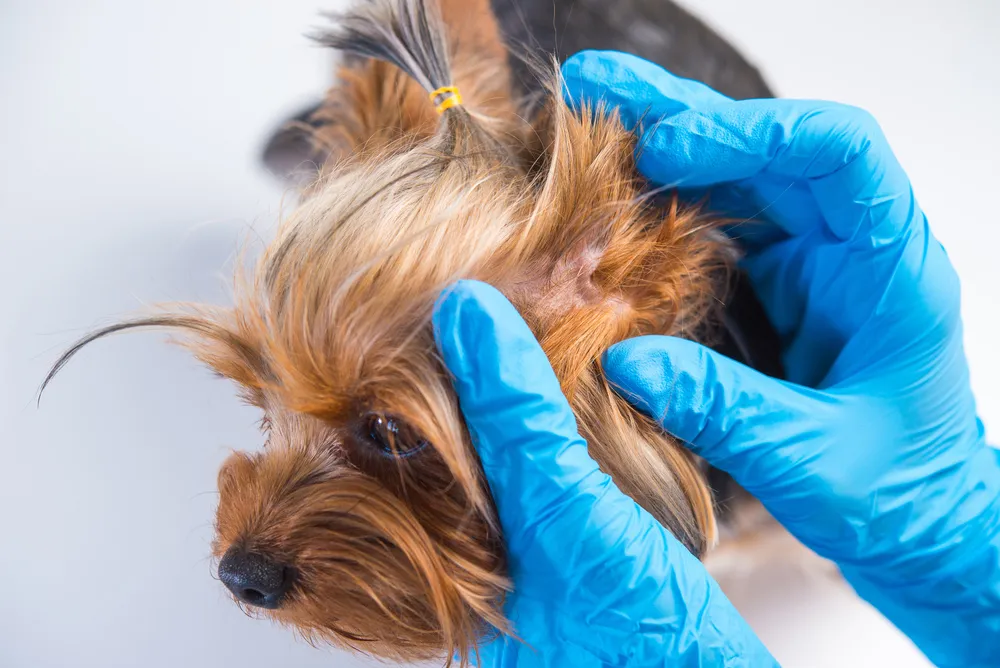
<box><xmin>44</xmin><ymin>0</ymin><xmax>746</xmax><ymax>664</ymax></box>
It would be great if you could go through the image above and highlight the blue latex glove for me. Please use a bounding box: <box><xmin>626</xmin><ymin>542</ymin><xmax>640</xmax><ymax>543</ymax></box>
<box><xmin>433</xmin><ymin>281</ymin><xmax>777</xmax><ymax>667</ymax></box>
<box><xmin>563</xmin><ymin>50</ymin><xmax>1000</xmax><ymax>667</ymax></box>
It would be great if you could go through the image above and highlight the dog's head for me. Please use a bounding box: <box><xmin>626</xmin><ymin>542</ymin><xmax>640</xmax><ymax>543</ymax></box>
<box><xmin>43</xmin><ymin>0</ymin><xmax>728</xmax><ymax>663</ymax></box>
<box><xmin>208</xmin><ymin>127</ymin><xmax>529</xmax><ymax>660</ymax></box>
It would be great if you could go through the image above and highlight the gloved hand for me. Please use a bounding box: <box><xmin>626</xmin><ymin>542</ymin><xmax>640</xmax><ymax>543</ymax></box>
<box><xmin>433</xmin><ymin>281</ymin><xmax>777</xmax><ymax>667</ymax></box>
<box><xmin>562</xmin><ymin>50</ymin><xmax>1000</xmax><ymax>667</ymax></box>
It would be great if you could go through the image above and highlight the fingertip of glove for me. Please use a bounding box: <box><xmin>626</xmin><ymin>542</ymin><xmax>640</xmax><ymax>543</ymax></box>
<box><xmin>603</xmin><ymin>337</ymin><xmax>686</xmax><ymax>412</ymax></box>
<box><xmin>603</xmin><ymin>337</ymin><xmax>733</xmax><ymax>436</ymax></box>
<box><xmin>603</xmin><ymin>335</ymin><xmax>694</xmax><ymax>376</ymax></box>
<box><xmin>432</xmin><ymin>281</ymin><xmax>588</xmax><ymax>472</ymax></box>
<box><xmin>560</xmin><ymin>50</ymin><xmax>613</xmax><ymax>110</ymax></box>
<box><xmin>560</xmin><ymin>49</ymin><xmax>624</xmax><ymax>77</ymax></box>
<box><xmin>432</xmin><ymin>279</ymin><xmax>499</xmax><ymax>332</ymax></box>
<box><xmin>433</xmin><ymin>280</ymin><xmax>510</xmax><ymax>366</ymax></box>
<box><xmin>432</xmin><ymin>280</ymin><xmax>556</xmax><ymax>396</ymax></box>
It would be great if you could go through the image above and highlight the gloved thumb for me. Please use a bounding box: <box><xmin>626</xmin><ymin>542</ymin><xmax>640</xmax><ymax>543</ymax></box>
<box><xmin>603</xmin><ymin>335</ymin><xmax>831</xmax><ymax>485</ymax></box>
<box><xmin>433</xmin><ymin>280</ymin><xmax>653</xmax><ymax>570</ymax></box>
<box><xmin>436</xmin><ymin>283</ymin><xmax>780</xmax><ymax>666</ymax></box>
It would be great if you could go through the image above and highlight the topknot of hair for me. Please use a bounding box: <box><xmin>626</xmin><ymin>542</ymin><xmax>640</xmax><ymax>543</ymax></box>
<box><xmin>315</xmin><ymin>0</ymin><xmax>453</xmax><ymax>96</ymax></box>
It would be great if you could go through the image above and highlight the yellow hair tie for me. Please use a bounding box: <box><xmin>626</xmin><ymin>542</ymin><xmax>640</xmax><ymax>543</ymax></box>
<box><xmin>430</xmin><ymin>85</ymin><xmax>462</xmax><ymax>113</ymax></box>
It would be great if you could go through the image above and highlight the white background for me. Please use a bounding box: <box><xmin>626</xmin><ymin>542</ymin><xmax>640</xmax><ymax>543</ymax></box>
<box><xmin>1</xmin><ymin>1</ymin><xmax>996</xmax><ymax>666</ymax></box>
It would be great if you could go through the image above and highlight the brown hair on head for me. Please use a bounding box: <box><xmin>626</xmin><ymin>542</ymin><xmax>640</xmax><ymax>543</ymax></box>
<box><xmin>43</xmin><ymin>0</ymin><xmax>732</xmax><ymax>664</ymax></box>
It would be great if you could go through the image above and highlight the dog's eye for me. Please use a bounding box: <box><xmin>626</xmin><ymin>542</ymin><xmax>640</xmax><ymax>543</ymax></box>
<box><xmin>366</xmin><ymin>413</ymin><xmax>427</xmax><ymax>458</ymax></box>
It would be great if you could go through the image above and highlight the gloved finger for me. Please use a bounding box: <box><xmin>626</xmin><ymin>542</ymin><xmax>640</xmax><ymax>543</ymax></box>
<box><xmin>638</xmin><ymin>98</ymin><xmax>919</xmax><ymax>244</ymax></box>
<box><xmin>435</xmin><ymin>282</ymin><xmax>776</xmax><ymax>665</ymax></box>
<box><xmin>558</xmin><ymin>51</ymin><xmax>793</xmax><ymax>245</ymax></box>
<box><xmin>432</xmin><ymin>281</ymin><xmax>665</xmax><ymax>577</ymax></box>
<box><xmin>603</xmin><ymin>335</ymin><xmax>834</xmax><ymax>491</ymax></box>
<box><xmin>560</xmin><ymin>51</ymin><xmax>919</xmax><ymax>245</ymax></box>
<box><xmin>560</xmin><ymin>49</ymin><xmax>731</xmax><ymax>132</ymax></box>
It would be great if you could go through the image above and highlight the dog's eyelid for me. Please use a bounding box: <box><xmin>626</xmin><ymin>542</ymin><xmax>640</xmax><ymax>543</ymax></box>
<box><xmin>364</xmin><ymin>412</ymin><xmax>428</xmax><ymax>458</ymax></box>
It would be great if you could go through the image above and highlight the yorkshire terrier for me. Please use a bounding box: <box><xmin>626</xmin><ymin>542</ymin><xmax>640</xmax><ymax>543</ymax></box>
<box><xmin>43</xmin><ymin>0</ymin><xmax>817</xmax><ymax>664</ymax></box>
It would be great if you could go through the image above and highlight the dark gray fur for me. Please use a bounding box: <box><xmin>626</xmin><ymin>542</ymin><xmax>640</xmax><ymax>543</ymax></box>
<box><xmin>491</xmin><ymin>0</ymin><xmax>773</xmax><ymax>100</ymax></box>
<box><xmin>314</xmin><ymin>0</ymin><xmax>453</xmax><ymax>95</ymax></box>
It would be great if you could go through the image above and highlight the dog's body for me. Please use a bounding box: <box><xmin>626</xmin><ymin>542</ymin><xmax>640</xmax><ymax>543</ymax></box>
<box><xmin>45</xmin><ymin>0</ymin><xmax>810</xmax><ymax>665</ymax></box>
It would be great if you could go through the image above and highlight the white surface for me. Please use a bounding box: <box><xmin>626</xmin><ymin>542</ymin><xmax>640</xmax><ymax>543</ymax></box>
<box><xmin>1</xmin><ymin>1</ymin><xmax>996</xmax><ymax>667</ymax></box>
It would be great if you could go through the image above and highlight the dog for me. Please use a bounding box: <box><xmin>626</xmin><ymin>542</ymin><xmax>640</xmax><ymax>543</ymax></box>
<box><xmin>43</xmin><ymin>0</ymin><xmax>813</xmax><ymax>664</ymax></box>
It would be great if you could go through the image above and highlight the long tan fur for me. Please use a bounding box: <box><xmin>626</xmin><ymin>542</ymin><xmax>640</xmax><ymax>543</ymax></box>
<box><xmin>44</xmin><ymin>0</ymin><xmax>735</xmax><ymax>664</ymax></box>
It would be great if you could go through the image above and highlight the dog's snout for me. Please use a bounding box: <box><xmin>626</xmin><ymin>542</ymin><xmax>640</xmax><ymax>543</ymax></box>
<box><xmin>218</xmin><ymin>548</ymin><xmax>292</xmax><ymax>609</ymax></box>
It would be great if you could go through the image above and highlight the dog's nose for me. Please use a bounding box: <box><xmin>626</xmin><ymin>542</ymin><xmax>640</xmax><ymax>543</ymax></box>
<box><xmin>218</xmin><ymin>548</ymin><xmax>292</xmax><ymax>609</ymax></box>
